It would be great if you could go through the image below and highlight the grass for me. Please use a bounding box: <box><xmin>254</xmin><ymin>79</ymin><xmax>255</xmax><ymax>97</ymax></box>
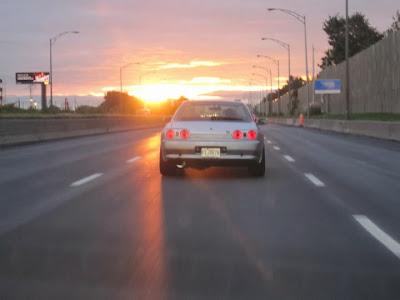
<box><xmin>0</xmin><ymin>113</ymin><xmax>173</xmax><ymax>120</ymax></box>
<box><xmin>0</xmin><ymin>113</ymin><xmax>150</xmax><ymax>119</ymax></box>
<box><xmin>309</xmin><ymin>113</ymin><xmax>400</xmax><ymax>122</ymax></box>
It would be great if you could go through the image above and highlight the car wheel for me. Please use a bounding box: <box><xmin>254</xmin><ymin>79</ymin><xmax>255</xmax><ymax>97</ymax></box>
<box><xmin>159</xmin><ymin>150</ymin><xmax>176</xmax><ymax>176</ymax></box>
<box><xmin>248</xmin><ymin>147</ymin><xmax>265</xmax><ymax>177</ymax></box>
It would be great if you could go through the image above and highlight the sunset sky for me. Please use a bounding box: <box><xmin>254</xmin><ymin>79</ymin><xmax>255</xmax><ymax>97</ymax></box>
<box><xmin>0</xmin><ymin>0</ymin><xmax>398</xmax><ymax>107</ymax></box>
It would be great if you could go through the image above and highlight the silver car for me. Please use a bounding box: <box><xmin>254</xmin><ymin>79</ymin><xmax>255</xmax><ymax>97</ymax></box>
<box><xmin>160</xmin><ymin>100</ymin><xmax>265</xmax><ymax>176</ymax></box>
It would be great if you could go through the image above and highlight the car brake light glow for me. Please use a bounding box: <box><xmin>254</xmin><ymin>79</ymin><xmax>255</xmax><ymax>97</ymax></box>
<box><xmin>166</xmin><ymin>129</ymin><xmax>175</xmax><ymax>139</ymax></box>
<box><xmin>247</xmin><ymin>130</ymin><xmax>257</xmax><ymax>140</ymax></box>
<box><xmin>180</xmin><ymin>129</ymin><xmax>190</xmax><ymax>139</ymax></box>
<box><xmin>232</xmin><ymin>130</ymin><xmax>243</xmax><ymax>140</ymax></box>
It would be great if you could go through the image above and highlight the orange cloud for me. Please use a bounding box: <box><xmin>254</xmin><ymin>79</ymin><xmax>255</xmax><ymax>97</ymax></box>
<box><xmin>159</xmin><ymin>61</ymin><xmax>223</xmax><ymax>69</ymax></box>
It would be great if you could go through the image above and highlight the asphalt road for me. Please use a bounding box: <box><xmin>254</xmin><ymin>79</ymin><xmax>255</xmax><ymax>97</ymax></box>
<box><xmin>0</xmin><ymin>124</ymin><xmax>399</xmax><ymax>299</ymax></box>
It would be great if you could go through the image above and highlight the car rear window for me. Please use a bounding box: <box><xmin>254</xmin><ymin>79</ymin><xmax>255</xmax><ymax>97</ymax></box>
<box><xmin>173</xmin><ymin>102</ymin><xmax>252</xmax><ymax>122</ymax></box>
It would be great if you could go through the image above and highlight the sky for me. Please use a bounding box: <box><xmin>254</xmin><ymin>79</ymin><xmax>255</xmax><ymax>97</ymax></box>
<box><xmin>0</xmin><ymin>0</ymin><xmax>398</xmax><ymax>108</ymax></box>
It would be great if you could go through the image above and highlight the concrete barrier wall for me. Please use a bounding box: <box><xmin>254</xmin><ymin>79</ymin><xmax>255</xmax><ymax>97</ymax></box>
<box><xmin>268</xmin><ymin>118</ymin><xmax>400</xmax><ymax>142</ymax></box>
<box><xmin>0</xmin><ymin>116</ymin><xmax>170</xmax><ymax>147</ymax></box>
<box><xmin>271</xmin><ymin>30</ymin><xmax>400</xmax><ymax>115</ymax></box>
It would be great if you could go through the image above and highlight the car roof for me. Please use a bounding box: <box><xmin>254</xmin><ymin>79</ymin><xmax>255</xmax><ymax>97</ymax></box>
<box><xmin>182</xmin><ymin>100</ymin><xmax>245</xmax><ymax>106</ymax></box>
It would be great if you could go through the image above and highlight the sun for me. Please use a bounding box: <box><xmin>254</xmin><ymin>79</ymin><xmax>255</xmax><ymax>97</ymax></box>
<box><xmin>126</xmin><ymin>83</ymin><xmax>217</xmax><ymax>103</ymax></box>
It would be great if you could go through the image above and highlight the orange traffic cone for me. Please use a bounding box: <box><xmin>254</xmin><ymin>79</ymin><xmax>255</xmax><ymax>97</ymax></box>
<box><xmin>298</xmin><ymin>113</ymin><xmax>304</xmax><ymax>127</ymax></box>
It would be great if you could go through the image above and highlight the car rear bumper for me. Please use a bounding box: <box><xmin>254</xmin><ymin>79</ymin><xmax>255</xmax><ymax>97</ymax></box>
<box><xmin>161</xmin><ymin>139</ymin><xmax>264</xmax><ymax>167</ymax></box>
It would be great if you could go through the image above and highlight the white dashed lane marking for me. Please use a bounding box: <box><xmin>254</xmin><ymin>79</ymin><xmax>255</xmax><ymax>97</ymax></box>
<box><xmin>273</xmin><ymin>146</ymin><xmax>280</xmax><ymax>151</ymax></box>
<box><xmin>267</xmin><ymin>140</ymin><xmax>272</xmax><ymax>144</ymax></box>
<box><xmin>70</xmin><ymin>173</ymin><xmax>103</xmax><ymax>187</ymax></box>
<box><xmin>126</xmin><ymin>156</ymin><xmax>141</xmax><ymax>163</ymax></box>
<box><xmin>284</xmin><ymin>155</ymin><xmax>295</xmax><ymax>162</ymax></box>
<box><xmin>304</xmin><ymin>173</ymin><xmax>325</xmax><ymax>187</ymax></box>
<box><xmin>353</xmin><ymin>215</ymin><xmax>400</xmax><ymax>259</ymax></box>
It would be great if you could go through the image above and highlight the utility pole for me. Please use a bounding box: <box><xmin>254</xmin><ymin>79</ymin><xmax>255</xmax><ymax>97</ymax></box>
<box><xmin>345</xmin><ymin>0</ymin><xmax>350</xmax><ymax>120</ymax></box>
<box><xmin>312</xmin><ymin>45</ymin><xmax>315</xmax><ymax>105</ymax></box>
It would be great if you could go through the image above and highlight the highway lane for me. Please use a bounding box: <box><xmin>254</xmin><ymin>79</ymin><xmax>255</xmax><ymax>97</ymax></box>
<box><xmin>264</xmin><ymin>124</ymin><xmax>400</xmax><ymax>242</ymax></box>
<box><xmin>0</xmin><ymin>124</ymin><xmax>399</xmax><ymax>299</ymax></box>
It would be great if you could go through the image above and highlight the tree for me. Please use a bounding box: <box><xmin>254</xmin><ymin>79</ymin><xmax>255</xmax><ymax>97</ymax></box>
<box><xmin>98</xmin><ymin>91</ymin><xmax>142</xmax><ymax>113</ymax></box>
<box><xmin>266</xmin><ymin>76</ymin><xmax>305</xmax><ymax>116</ymax></box>
<box><xmin>76</xmin><ymin>105</ymin><xmax>98</xmax><ymax>114</ymax></box>
<box><xmin>146</xmin><ymin>95</ymin><xmax>189</xmax><ymax>116</ymax></box>
<box><xmin>385</xmin><ymin>10</ymin><xmax>400</xmax><ymax>36</ymax></box>
<box><xmin>267</xmin><ymin>76</ymin><xmax>304</xmax><ymax>102</ymax></box>
<box><xmin>320</xmin><ymin>13</ymin><xmax>383</xmax><ymax>68</ymax></box>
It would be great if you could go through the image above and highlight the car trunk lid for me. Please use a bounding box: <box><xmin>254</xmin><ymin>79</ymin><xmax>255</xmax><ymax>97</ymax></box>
<box><xmin>170</xmin><ymin>121</ymin><xmax>255</xmax><ymax>140</ymax></box>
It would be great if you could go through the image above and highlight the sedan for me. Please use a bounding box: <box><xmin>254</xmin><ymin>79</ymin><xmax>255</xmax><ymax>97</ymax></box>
<box><xmin>160</xmin><ymin>100</ymin><xmax>265</xmax><ymax>176</ymax></box>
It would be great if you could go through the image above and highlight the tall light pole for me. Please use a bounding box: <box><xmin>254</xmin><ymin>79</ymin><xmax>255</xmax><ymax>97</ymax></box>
<box><xmin>312</xmin><ymin>44</ymin><xmax>315</xmax><ymax>105</ymax></box>
<box><xmin>139</xmin><ymin>71</ymin><xmax>156</xmax><ymax>109</ymax></box>
<box><xmin>139</xmin><ymin>71</ymin><xmax>156</xmax><ymax>86</ymax></box>
<box><xmin>257</xmin><ymin>55</ymin><xmax>280</xmax><ymax>115</ymax></box>
<box><xmin>261</xmin><ymin>38</ymin><xmax>291</xmax><ymax>114</ymax></box>
<box><xmin>252</xmin><ymin>68</ymin><xmax>269</xmax><ymax>96</ymax></box>
<box><xmin>0</xmin><ymin>78</ymin><xmax>3</xmax><ymax>106</ymax></box>
<box><xmin>267</xmin><ymin>8</ymin><xmax>309</xmax><ymax>118</ymax></box>
<box><xmin>248</xmin><ymin>81</ymin><xmax>253</xmax><ymax>110</ymax></box>
<box><xmin>120</xmin><ymin>62</ymin><xmax>140</xmax><ymax>113</ymax></box>
<box><xmin>251</xmin><ymin>74</ymin><xmax>268</xmax><ymax>115</ymax></box>
<box><xmin>253</xmin><ymin>65</ymin><xmax>272</xmax><ymax>115</ymax></box>
<box><xmin>50</xmin><ymin>31</ymin><xmax>79</xmax><ymax>108</ymax></box>
<box><xmin>253</xmin><ymin>65</ymin><xmax>272</xmax><ymax>97</ymax></box>
<box><xmin>345</xmin><ymin>0</ymin><xmax>350</xmax><ymax>120</ymax></box>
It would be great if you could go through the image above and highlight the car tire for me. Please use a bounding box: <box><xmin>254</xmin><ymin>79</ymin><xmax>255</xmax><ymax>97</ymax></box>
<box><xmin>248</xmin><ymin>147</ymin><xmax>265</xmax><ymax>177</ymax></box>
<box><xmin>159</xmin><ymin>151</ymin><xmax>176</xmax><ymax>176</ymax></box>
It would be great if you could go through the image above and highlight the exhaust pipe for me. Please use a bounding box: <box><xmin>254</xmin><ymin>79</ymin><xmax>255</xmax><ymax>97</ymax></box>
<box><xmin>176</xmin><ymin>161</ymin><xmax>186</xmax><ymax>169</ymax></box>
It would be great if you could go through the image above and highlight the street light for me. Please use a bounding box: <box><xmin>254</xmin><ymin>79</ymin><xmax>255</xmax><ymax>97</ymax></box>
<box><xmin>257</xmin><ymin>55</ymin><xmax>280</xmax><ymax>115</ymax></box>
<box><xmin>253</xmin><ymin>65</ymin><xmax>272</xmax><ymax>115</ymax></box>
<box><xmin>120</xmin><ymin>62</ymin><xmax>140</xmax><ymax>113</ymax></box>
<box><xmin>261</xmin><ymin>37</ymin><xmax>291</xmax><ymax>114</ymax></box>
<box><xmin>267</xmin><ymin>8</ymin><xmax>310</xmax><ymax>118</ymax></box>
<box><xmin>248</xmin><ymin>81</ymin><xmax>254</xmax><ymax>109</ymax></box>
<box><xmin>0</xmin><ymin>78</ymin><xmax>3</xmax><ymax>106</ymax></box>
<box><xmin>50</xmin><ymin>31</ymin><xmax>79</xmax><ymax>108</ymax></box>
<box><xmin>139</xmin><ymin>71</ymin><xmax>156</xmax><ymax>86</ymax></box>
<box><xmin>139</xmin><ymin>71</ymin><xmax>156</xmax><ymax>109</ymax></box>
<box><xmin>251</xmin><ymin>73</ymin><xmax>268</xmax><ymax>116</ymax></box>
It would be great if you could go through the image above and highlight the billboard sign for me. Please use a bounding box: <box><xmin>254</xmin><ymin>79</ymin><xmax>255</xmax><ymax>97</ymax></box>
<box><xmin>315</xmin><ymin>79</ymin><xmax>341</xmax><ymax>94</ymax></box>
<box><xmin>16</xmin><ymin>72</ymin><xmax>49</xmax><ymax>84</ymax></box>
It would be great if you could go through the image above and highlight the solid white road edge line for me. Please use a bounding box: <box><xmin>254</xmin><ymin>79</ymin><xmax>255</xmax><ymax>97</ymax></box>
<box><xmin>126</xmin><ymin>156</ymin><xmax>141</xmax><ymax>163</ymax></box>
<box><xmin>284</xmin><ymin>155</ymin><xmax>295</xmax><ymax>162</ymax></box>
<box><xmin>304</xmin><ymin>173</ymin><xmax>325</xmax><ymax>187</ymax></box>
<box><xmin>273</xmin><ymin>146</ymin><xmax>280</xmax><ymax>151</ymax></box>
<box><xmin>353</xmin><ymin>215</ymin><xmax>400</xmax><ymax>259</ymax></box>
<box><xmin>70</xmin><ymin>173</ymin><xmax>103</xmax><ymax>187</ymax></box>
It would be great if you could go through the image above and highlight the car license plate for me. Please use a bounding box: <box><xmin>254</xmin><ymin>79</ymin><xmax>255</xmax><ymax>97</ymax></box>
<box><xmin>201</xmin><ymin>148</ymin><xmax>220</xmax><ymax>158</ymax></box>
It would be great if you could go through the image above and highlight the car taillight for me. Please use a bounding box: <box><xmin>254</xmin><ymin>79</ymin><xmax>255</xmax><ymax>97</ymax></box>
<box><xmin>232</xmin><ymin>130</ymin><xmax>243</xmax><ymax>140</ymax></box>
<box><xmin>179</xmin><ymin>129</ymin><xmax>190</xmax><ymax>139</ymax></box>
<box><xmin>247</xmin><ymin>130</ymin><xmax>257</xmax><ymax>140</ymax></box>
<box><xmin>166</xmin><ymin>129</ymin><xmax>175</xmax><ymax>139</ymax></box>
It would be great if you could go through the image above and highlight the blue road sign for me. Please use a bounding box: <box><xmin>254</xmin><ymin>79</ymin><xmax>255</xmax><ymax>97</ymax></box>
<box><xmin>315</xmin><ymin>79</ymin><xmax>341</xmax><ymax>94</ymax></box>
